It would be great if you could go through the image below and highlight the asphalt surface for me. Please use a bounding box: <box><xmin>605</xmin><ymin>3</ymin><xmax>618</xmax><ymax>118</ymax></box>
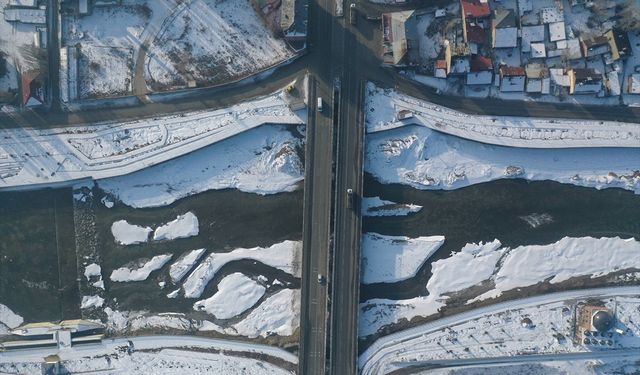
<box><xmin>298</xmin><ymin>76</ymin><xmax>334</xmax><ymax>375</ymax></box>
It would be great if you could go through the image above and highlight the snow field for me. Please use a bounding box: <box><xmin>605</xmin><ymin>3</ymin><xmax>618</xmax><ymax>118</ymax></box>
<box><xmin>193</xmin><ymin>273</ymin><xmax>266</xmax><ymax>319</ymax></box>
<box><xmin>362</xmin><ymin>233</ymin><xmax>444</xmax><ymax>284</ymax></box>
<box><xmin>110</xmin><ymin>254</ymin><xmax>173</xmax><ymax>282</ymax></box>
<box><xmin>360</xmin><ymin>236</ymin><xmax>640</xmax><ymax>338</ymax></box>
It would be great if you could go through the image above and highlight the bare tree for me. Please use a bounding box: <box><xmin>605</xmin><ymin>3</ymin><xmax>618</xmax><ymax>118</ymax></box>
<box><xmin>618</xmin><ymin>0</ymin><xmax>640</xmax><ymax>31</ymax></box>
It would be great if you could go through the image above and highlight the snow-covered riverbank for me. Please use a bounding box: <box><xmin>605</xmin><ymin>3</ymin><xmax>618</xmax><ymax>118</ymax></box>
<box><xmin>365</xmin><ymin>84</ymin><xmax>640</xmax><ymax>194</ymax></box>
<box><xmin>98</xmin><ymin>124</ymin><xmax>304</xmax><ymax>208</ymax></box>
<box><xmin>366</xmin><ymin>125</ymin><xmax>640</xmax><ymax>194</ymax></box>
<box><xmin>360</xmin><ymin>236</ymin><xmax>640</xmax><ymax>338</ymax></box>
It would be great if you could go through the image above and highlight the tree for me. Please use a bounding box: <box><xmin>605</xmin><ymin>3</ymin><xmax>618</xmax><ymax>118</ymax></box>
<box><xmin>618</xmin><ymin>0</ymin><xmax>640</xmax><ymax>31</ymax></box>
<box><xmin>0</xmin><ymin>53</ymin><xmax>7</xmax><ymax>77</ymax></box>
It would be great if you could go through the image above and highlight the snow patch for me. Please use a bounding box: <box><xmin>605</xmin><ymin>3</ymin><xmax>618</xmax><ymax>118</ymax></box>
<box><xmin>111</xmin><ymin>220</ymin><xmax>152</xmax><ymax>245</ymax></box>
<box><xmin>362</xmin><ymin>233</ymin><xmax>445</xmax><ymax>284</ymax></box>
<box><xmin>232</xmin><ymin>289</ymin><xmax>300</xmax><ymax>338</ymax></box>
<box><xmin>153</xmin><ymin>212</ymin><xmax>199</xmax><ymax>241</ymax></box>
<box><xmin>182</xmin><ymin>241</ymin><xmax>301</xmax><ymax>298</ymax></box>
<box><xmin>84</xmin><ymin>263</ymin><xmax>102</xmax><ymax>280</ymax></box>
<box><xmin>169</xmin><ymin>248</ymin><xmax>206</xmax><ymax>283</ymax></box>
<box><xmin>81</xmin><ymin>295</ymin><xmax>105</xmax><ymax>309</ymax></box>
<box><xmin>193</xmin><ymin>273</ymin><xmax>266</xmax><ymax>319</ymax></box>
<box><xmin>110</xmin><ymin>254</ymin><xmax>173</xmax><ymax>282</ymax></box>
<box><xmin>0</xmin><ymin>303</ymin><xmax>23</xmax><ymax>329</ymax></box>
<box><xmin>361</xmin><ymin>197</ymin><xmax>422</xmax><ymax>217</ymax></box>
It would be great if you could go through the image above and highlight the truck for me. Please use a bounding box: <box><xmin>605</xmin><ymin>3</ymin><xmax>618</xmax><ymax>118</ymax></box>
<box><xmin>317</xmin><ymin>97</ymin><xmax>323</xmax><ymax>112</ymax></box>
<box><xmin>349</xmin><ymin>3</ymin><xmax>357</xmax><ymax>25</ymax></box>
<box><xmin>346</xmin><ymin>188</ymin><xmax>354</xmax><ymax>209</ymax></box>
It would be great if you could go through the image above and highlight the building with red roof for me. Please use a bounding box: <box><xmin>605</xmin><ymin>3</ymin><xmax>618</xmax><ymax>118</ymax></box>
<box><xmin>460</xmin><ymin>0</ymin><xmax>491</xmax><ymax>19</ymax></box>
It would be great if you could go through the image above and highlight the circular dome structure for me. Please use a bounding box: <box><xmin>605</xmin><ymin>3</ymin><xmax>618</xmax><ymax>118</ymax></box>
<box><xmin>592</xmin><ymin>310</ymin><xmax>614</xmax><ymax>332</ymax></box>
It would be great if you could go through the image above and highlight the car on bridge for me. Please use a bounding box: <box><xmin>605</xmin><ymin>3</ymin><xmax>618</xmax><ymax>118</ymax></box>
<box><xmin>349</xmin><ymin>4</ymin><xmax>357</xmax><ymax>25</ymax></box>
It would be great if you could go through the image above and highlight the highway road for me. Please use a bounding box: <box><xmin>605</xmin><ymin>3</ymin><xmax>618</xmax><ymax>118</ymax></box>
<box><xmin>298</xmin><ymin>75</ymin><xmax>334</xmax><ymax>375</ymax></box>
<box><xmin>328</xmin><ymin>68</ymin><xmax>364</xmax><ymax>375</ymax></box>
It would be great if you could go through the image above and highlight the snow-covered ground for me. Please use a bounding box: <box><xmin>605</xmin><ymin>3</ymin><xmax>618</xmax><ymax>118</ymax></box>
<box><xmin>111</xmin><ymin>219</ymin><xmax>152</xmax><ymax>245</ymax></box>
<box><xmin>360</xmin><ymin>236</ymin><xmax>640</xmax><ymax>338</ymax></box>
<box><xmin>361</xmin><ymin>233</ymin><xmax>444</xmax><ymax>284</ymax></box>
<box><xmin>62</xmin><ymin>1</ymin><xmax>150</xmax><ymax>98</ymax></box>
<box><xmin>102</xmin><ymin>286</ymin><xmax>300</xmax><ymax>339</ymax></box>
<box><xmin>366</xmin><ymin>83</ymin><xmax>640</xmax><ymax>148</ymax></box>
<box><xmin>230</xmin><ymin>289</ymin><xmax>300</xmax><ymax>338</ymax></box>
<box><xmin>423</xmin><ymin>359</ymin><xmax>640</xmax><ymax>375</ymax></box>
<box><xmin>365</xmin><ymin>85</ymin><xmax>640</xmax><ymax>194</ymax></box>
<box><xmin>110</xmin><ymin>254</ymin><xmax>173</xmax><ymax>282</ymax></box>
<box><xmin>360</xmin><ymin>290</ymin><xmax>640</xmax><ymax>375</ymax></box>
<box><xmin>361</xmin><ymin>196</ymin><xmax>422</xmax><ymax>217</ymax></box>
<box><xmin>0</xmin><ymin>336</ymin><xmax>296</xmax><ymax>374</ymax></box>
<box><xmin>169</xmin><ymin>248</ymin><xmax>206</xmax><ymax>283</ymax></box>
<box><xmin>182</xmin><ymin>240</ymin><xmax>301</xmax><ymax>298</ymax></box>
<box><xmin>0</xmin><ymin>87</ymin><xmax>304</xmax><ymax>189</ymax></box>
<box><xmin>367</xmin><ymin>124</ymin><xmax>640</xmax><ymax>194</ymax></box>
<box><xmin>153</xmin><ymin>212</ymin><xmax>199</xmax><ymax>241</ymax></box>
<box><xmin>144</xmin><ymin>0</ymin><xmax>294</xmax><ymax>90</ymax></box>
<box><xmin>98</xmin><ymin>123</ymin><xmax>304</xmax><ymax>207</ymax></box>
<box><xmin>194</xmin><ymin>273</ymin><xmax>265</xmax><ymax>319</ymax></box>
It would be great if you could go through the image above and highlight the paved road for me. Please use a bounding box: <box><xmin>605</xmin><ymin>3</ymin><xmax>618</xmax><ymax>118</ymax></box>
<box><xmin>298</xmin><ymin>76</ymin><xmax>334</xmax><ymax>375</ymax></box>
<box><xmin>327</xmin><ymin>6</ymin><xmax>371</xmax><ymax>374</ymax></box>
<box><xmin>387</xmin><ymin>349</ymin><xmax>640</xmax><ymax>375</ymax></box>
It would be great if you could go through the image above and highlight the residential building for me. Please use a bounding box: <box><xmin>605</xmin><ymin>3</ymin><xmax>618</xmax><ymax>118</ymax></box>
<box><xmin>581</xmin><ymin>36</ymin><xmax>610</xmax><ymax>58</ymax></box>
<box><xmin>381</xmin><ymin>11</ymin><xmax>417</xmax><ymax>65</ymax></box>
<box><xmin>499</xmin><ymin>65</ymin><xmax>526</xmax><ymax>92</ymax></box>
<box><xmin>628</xmin><ymin>74</ymin><xmax>640</xmax><ymax>94</ymax></box>
<box><xmin>460</xmin><ymin>0</ymin><xmax>490</xmax><ymax>52</ymax></box>
<box><xmin>492</xmin><ymin>8</ymin><xmax>517</xmax><ymax>49</ymax></box>
<box><xmin>466</xmin><ymin>55</ymin><xmax>493</xmax><ymax>85</ymax></box>
<box><xmin>569</xmin><ymin>68</ymin><xmax>603</xmax><ymax>94</ymax></box>
<box><xmin>604</xmin><ymin>29</ymin><xmax>632</xmax><ymax>61</ymax></box>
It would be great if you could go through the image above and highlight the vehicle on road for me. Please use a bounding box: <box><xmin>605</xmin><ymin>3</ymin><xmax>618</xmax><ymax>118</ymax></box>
<box><xmin>317</xmin><ymin>274</ymin><xmax>324</xmax><ymax>284</ymax></box>
<box><xmin>346</xmin><ymin>188</ymin><xmax>354</xmax><ymax>209</ymax></box>
<box><xmin>317</xmin><ymin>97</ymin><xmax>323</xmax><ymax>112</ymax></box>
<box><xmin>349</xmin><ymin>4</ymin><xmax>357</xmax><ymax>25</ymax></box>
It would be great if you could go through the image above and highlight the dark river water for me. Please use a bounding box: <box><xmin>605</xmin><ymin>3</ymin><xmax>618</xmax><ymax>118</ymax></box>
<box><xmin>361</xmin><ymin>173</ymin><xmax>640</xmax><ymax>301</ymax></box>
<box><xmin>2</xmin><ymin>174</ymin><xmax>639</xmax><ymax>323</ymax></box>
